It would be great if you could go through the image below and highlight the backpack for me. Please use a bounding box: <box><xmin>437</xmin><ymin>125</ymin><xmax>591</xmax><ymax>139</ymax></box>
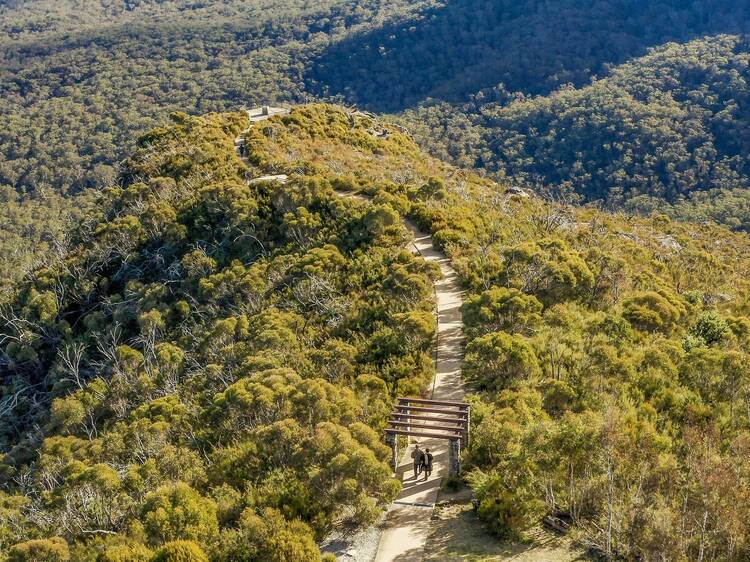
<box><xmin>425</xmin><ymin>452</ymin><xmax>433</xmax><ymax>467</ymax></box>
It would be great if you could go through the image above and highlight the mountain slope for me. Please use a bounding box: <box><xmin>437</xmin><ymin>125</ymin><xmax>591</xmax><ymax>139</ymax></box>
<box><xmin>227</xmin><ymin>105</ymin><xmax>750</xmax><ymax>561</ymax></box>
<box><xmin>0</xmin><ymin>107</ymin><xmax>438</xmax><ymax>559</ymax></box>
<box><xmin>3</xmin><ymin>0</ymin><xmax>750</xmax><ymax>197</ymax></box>
<box><xmin>0</xmin><ymin>0</ymin><xmax>427</xmax><ymax>195</ymax></box>
<box><xmin>402</xmin><ymin>34</ymin><xmax>750</xmax><ymax>229</ymax></box>
<box><xmin>308</xmin><ymin>0</ymin><xmax>749</xmax><ymax>111</ymax></box>
<box><xmin>2</xmin><ymin>104</ymin><xmax>750</xmax><ymax>560</ymax></box>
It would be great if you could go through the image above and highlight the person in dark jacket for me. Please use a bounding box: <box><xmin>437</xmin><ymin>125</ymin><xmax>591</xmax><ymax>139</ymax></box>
<box><xmin>423</xmin><ymin>448</ymin><xmax>433</xmax><ymax>480</ymax></box>
<box><xmin>411</xmin><ymin>445</ymin><xmax>424</xmax><ymax>479</ymax></box>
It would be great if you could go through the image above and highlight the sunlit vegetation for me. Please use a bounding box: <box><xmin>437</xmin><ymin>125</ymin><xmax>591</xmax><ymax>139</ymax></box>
<box><xmin>246</xmin><ymin>105</ymin><xmax>750</xmax><ymax>561</ymax></box>
<box><xmin>0</xmin><ymin>107</ymin><xmax>442</xmax><ymax>559</ymax></box>
<box><xmin>0</xmin><ymin>0</ymin><xmax>430</xmax><ymax>198</ymax></box>
<box><xmin>0</xmin><ymin>0</ymin><xmax>436</xmax><ymax>284</ymax></box>
<box><xmin>2</xmin><ymin>55</ymin><xmax>750</xmax><ymax>553</ymax></box>
<box><xmin>4</xmin><ymin>1</ymin><xmax>750</xmax><ymax>227</ymax></box>
<box><xmin>2</xmin><ymin>0</ymin><xmax>750</xmax><ymax>297</ymax></box>
<box><xmin>3</xmin><ymin>0</ymin><xmax>750</xmax><ymax>558</ymax></box>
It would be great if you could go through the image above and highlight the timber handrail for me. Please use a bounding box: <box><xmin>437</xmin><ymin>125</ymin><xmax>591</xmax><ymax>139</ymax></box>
<box><xmin>397</xmin><ymin>397</ymin><xmax>469</xmax><ymax>408</ymax></box>
<box><xmin>388</xmin><ymin>413</ymin><xmax>468</xmax><ymax>425</ymax></box>
<box><xmin>394</xmin><ymin>404</ymin><xmax>469</xmax><ymax>416</ymax></box>
<box><xmin>387</xmin><ymin>420</ymin><xmax>464</xmax><ymax>431</ymax></box>
<box><xmin>384</xmin><ymin>428</ymin><xmax>465</xmax><ymax>441</ymax></box>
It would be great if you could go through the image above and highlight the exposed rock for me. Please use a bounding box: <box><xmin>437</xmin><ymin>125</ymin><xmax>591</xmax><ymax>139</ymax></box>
<box><xmin>656</xmin><ymin>235</ymin><xmax>683</xmax><ymax>251</ymax></box>
<box><xmin>248</xmin><ymin>174</ymin><xmax>288</xmax><ymax>184</ymax></box>
<box><xmin>703</xmin><ymin>292</ymin><xmax>732</xmax><ymax>306</ymax></box>
<box><xmin>505</xmin><ymin>185</ymin><xmax>530</xmax><ymax>198</ymax></box>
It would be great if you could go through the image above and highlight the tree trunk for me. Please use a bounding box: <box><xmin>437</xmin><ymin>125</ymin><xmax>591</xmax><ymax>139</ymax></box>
<box><xmin>606</xmin><ymin>463</ymin><xmax>614</xmax><ymax>560</ymax></box>
<box><xmin>698</xmin><ymin>509</ymin><xmax>708</xmax><ymax>562</ymax></box>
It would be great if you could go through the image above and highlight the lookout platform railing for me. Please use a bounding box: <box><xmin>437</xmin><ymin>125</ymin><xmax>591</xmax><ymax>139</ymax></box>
<box><xmin>385</xmin><ymin>397</ymin><xmax>470</xmax><ymax>477</ymax></box>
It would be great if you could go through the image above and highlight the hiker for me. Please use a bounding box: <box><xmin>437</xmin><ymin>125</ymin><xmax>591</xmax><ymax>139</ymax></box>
<box><xmin>411</xmin><ymin>444</ymin><xmax>424</xmax><ymax>479</ymax></box>
<box><xmin>423</xmin><ymin>448</ymin><xmax>433</xmax><ymax>480</ymax></box>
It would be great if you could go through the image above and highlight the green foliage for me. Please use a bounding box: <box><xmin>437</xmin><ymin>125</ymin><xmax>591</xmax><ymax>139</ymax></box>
<box><xmin>0</xmin><ymin>106</ymin><xmax>431</xmax><ymax>559</ymax></box>
<box><xmin>216</xmin><ymin>508</ymin><xmax>320</xmax><ymax>562</ymax></box>
<box><xmin>241</xmin><ymin>103</ymin><xmax>750</xmax><ymax>559</ymax></box>
<box><xmin>622</xmin><ymin>290</ymin><xmax>687</xmax><ymax>334</ymax></box>
<box><xmin>404</xmin><ymin>34</ymin><xmax>750</xmax><ymax>232</ymax></box>
<box><xmin>150</xmin><ymin>541</ymin><xmax>208</xmax><ymax>562</ymax></box>
<box><xmin>0</xmin><ymin>187</ymin><xmax>89</xmax><ymax>297</ymax></box>
<box><xmin>690</xmin><ymin>310</ymin><xmax>730</xmax><ymax>345</ymax></box>
<box><xmin>98</xmin><ymin>543</ymin><xmax>153</xmax><ymax>562</ymax></box>
<box><xmin>464</xmin><ymin>332</ymin><xmax>540</xmax><ymax>391</ymax></box>
<box><xmin>467</xmin><ymin>469</ymin><xmax>545</xmax><ymax>540</ymax></box>
<box><xmin>2</xmin><ymin>101</ymin><xmax>750</xmax><ymax>561</ymax></box>
<box><xmin>141</xmin><ymin>484</ymin><xmax>219</xmax><ymax>546</ymax></box>
<box><xmin>463</xmin><ymin>287</ymin><xmax>543</xmax><ymax>337</ymax></box>
<box><xmin>8</xmin><ymin>537</ymin><xmax>70</xmax><ymax>562</ymax></box>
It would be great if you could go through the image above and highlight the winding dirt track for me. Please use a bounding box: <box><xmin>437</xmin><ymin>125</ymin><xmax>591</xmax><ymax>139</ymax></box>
<box><xmin>237</xmin><ymin>114</ymin><xmax>466</xmax><ymax>562</ymax></box>
<box><xmin>372</xmin><ymin>218</ymin><xmax>465</xmax><ymax>562</ymax></box>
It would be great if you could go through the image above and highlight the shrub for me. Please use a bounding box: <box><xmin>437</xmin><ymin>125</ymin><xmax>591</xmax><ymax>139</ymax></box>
<box><xmin>622</xmin><ymin>290</ymin><xmax>685</xmax><ymax>333</ymax></box>
<box><xmin>690</xmin><ymin>311</ymin><xmax>730</xmax><ymax>345</ymax></box>
<box><xmin>215</xmin><ymin>508</ymin><xmax>320</xmax><ymax>562</ymax></box>
<box><xmin>466</xmin><ymin>470</ymin><xmax>544</xmax><ymax>540</ymax></box>
<box><xmin>463</xmin><ymin>286</ymin><xmax>543</xmax><ymax>337</ymax></box>
<box><xmin>98</xmin><ymin>543</ymin><xmax>153</xmax><ymax>562</ymax></box>
<box><xmin>464</xmin><ymin>332</ymin><xmax>540</xmax><ymax>390</ymax></box>
<box><xmin>150</xmin><ymin>541</ymin><xmax>208</xmax><ymax>562</ymax></box>
<box><xmin>8</xmin><ymin>537</ymin><xmax>70</xmax><ymax>562</ymax></box>
<box><xmin>141</xmin><ymin>483</ymin><xmax>219</xmax><ymax>546</ymax></box>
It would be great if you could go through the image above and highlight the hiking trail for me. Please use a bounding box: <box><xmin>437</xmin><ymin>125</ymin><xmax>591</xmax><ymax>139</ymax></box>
<box><xmin>371</xmin><ymin>217</ymin><xmax>465</xmax><ymax>562</ymax></box>
<box><xmin>237</xmin><ymin>108</ymin><xmax>466</xmax><ymax>562</ymax></box>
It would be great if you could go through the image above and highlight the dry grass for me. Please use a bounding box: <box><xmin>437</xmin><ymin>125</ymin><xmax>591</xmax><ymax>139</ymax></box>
<box><xmin>424</xmin><ymin>503</ymin><xmax>592</xmax><ymax>562</ymax></box>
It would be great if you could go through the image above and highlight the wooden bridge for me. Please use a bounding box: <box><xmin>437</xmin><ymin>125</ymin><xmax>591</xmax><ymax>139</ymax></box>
<box><xmin>385</xmin><ymin>397</ymin><xmax>470</xmax><ymax>477</ymax></box>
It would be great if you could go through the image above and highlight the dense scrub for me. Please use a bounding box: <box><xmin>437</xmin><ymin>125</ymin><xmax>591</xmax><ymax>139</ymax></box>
<box><xmin>403</xmin><ymin>35</ymin><xmax>750</xmax><ymax>230</ymax></box>
<box><xmin>310</xmin><ymin>0</ymin><xmax>748</xmax><ymax>110</ymax></box>
<box><xmin>0</xmin><ymin>187</ymin><xmax>91</xmax><ymax>298</ymax></box>
<box><xmin>0</xmin><ymin>107</ymin><xmax>440</xmax><ymax>559</ymax></box>
<box><xmin>0</xmin><ymin>0</ymin><xmax>430</xmax><ymax>285</ymax></box>
<box><xmin>244</xmin><ymin>105</ymin><xmax>750</xmax><ymax>561</ymax></box>
<box><xmin>3</xmin><ymin>96</ymin><xmax>750</xmax><ymax>560</ymax></box>
<box><xmin>4</xmin><ymin>0</ymin><xmax>748</xmax><ymax>196</ymax></box>
<box><xmin>0</xmin><ymin>0</ymin><xmax>427</xmax><ymax>197</ymax></box>
<box><xmin>416</xmin><ymin>182</ymin><xmax>750</xmax><ymax>561</ymax></box>
<box><xmin>4</xmin><ymin>0</ymin><xmax>750</xmax><ymax>297</ymax></box>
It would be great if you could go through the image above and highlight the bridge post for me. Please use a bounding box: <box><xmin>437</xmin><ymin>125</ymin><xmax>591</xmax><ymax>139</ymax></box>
<box><xmin>448</xmin><ymin>438</ymin><xmax>461</xmax><ymax>477</ymax></box>
<box><xmin>385</xmin><ymin>433</ymin><xmax>399</xmax><ymax>473</ymax></box>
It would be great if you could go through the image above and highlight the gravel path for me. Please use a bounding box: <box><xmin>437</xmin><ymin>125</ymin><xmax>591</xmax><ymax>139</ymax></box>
<box><xmin>237</xmin><ymin>115</ymin><xmax>465</xmax><ymax>562</ymax></box>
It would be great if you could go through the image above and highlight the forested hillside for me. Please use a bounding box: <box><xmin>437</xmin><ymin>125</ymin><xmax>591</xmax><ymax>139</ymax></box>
<box><xmin>4</xmin><ymin>0</ymin><xmax>750</xmax><ymax>559</ymax></box>
<box><xmin>0</xmin><ymin>0</ymin><xmax>420</xmax><ymax>194</ymax></box>
<box><xmin>4</xmin><ymin>0</ymin><xmax>750</xmax><ymax>292</ymax></box>
<box><xmin>0</xmin><ymin>0</ymin><xmax>427</xmax><ymax>290</ymax></box>
<box><xmin>310</xmin><ymin>0</ymin><xmax>748</xmax><ymax>110</ymax></box>
<box><xmin>236</xmin><ymin>106</ymin><xmax>750</xmax><ymax>560</ymax></box>
<box><xmin>0</xmin><ymin>187</ymin><xmax>89</xmax><ymax>299</ymax></box>
<box><xmin>3</xmin><ymin>0</ymin><xmax>750</xmax><ymax>197</ymax></box>
<box><xmin>2</xmin><ymin>104</ymin><xmax>750</xmax><ymax>560</ymax></box>
<box><xmin>404</xmin><ymin>34</ymin><xmax>750</xmax><ymax>229</ymax></box>
<box><xmin>0</xmin><ymin>107</ymin><xmax>439</xmax><ymax>560</ymax></box>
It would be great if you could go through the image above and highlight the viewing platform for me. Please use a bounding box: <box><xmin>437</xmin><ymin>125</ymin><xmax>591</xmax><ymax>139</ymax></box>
<box><xmin>247</xmin><ymin>105</ymin><xmax>289</xmax><ymax>122</ymax></box>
